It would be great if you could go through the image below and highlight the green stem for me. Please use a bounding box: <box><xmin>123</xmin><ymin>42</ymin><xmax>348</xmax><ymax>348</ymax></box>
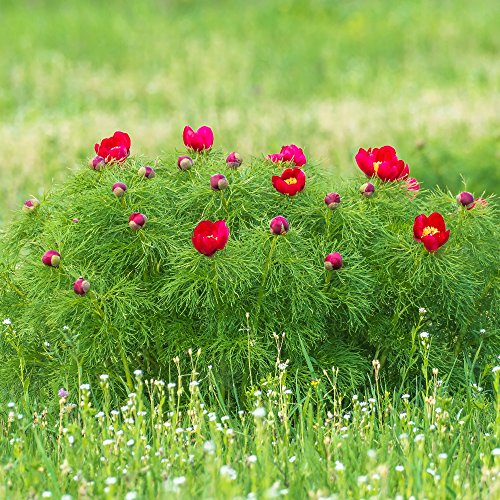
<box><xmin>211</xmin><ymin>257</ymin><xmax>222</xmax><ymax>306</ymax></box>
<box><xmin>253</xmin><ymin>237</ymin><xmax>278</xmax><ymax>333</ymax></box>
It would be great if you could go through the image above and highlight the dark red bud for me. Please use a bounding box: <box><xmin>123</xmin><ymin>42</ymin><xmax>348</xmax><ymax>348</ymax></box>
<box><xmin>138</xmin><ymin>166</ymin><xmax>156</xmax><ymax>179</ymax></box>
<box><xmin>177</xmin><ymin>155</ymin><xmax>193</xmax><ymax>171</ymax></box>
<box><xmin>324</xmin><ymin>252</ymin><xmax>343</xmax><ymax>270</ymax></box>
<box><xmin>128</xmin><ymin>212</ymin><xmax>147</xmax><ymax>231</ymax></box>
<box><xmin>360</xmin><ymin>182</ymin><xmax>375</xmax><ymax>197</ymax></box>
<box><xmin>269</xmin><ymin>215</ymin><xmax>289</xmax><ymax>235</ymax></box>
<box><xmin>73</xmin><ymin>277</ymin><xmax>91</xmax><ymax>296</ymax></box>
<box><xmin>210</xmin><ymin>173</ymin><xmax>229</xmax><ymax>191</ymax></box>
<box><xmin>112</xmin><ymin>182</ymin><xmax>127</xmax><ymax>197</ymax></box>
<box><xmin>456</xmin><ymin>191</ymin><xmax>474</xmax><ymax>207</ymax></box>
<box><xmin>22</xmin><ymin>197</ymin><xmax>40</xmax><ymax>213</ymax></box>
<box><xmin>42</xmin><ymin>250</ymin><xmax>61</xmax><ymax>268</ymax></box>
<box><xmin>324</xmin><ymin>192</ymin><xmax>341</xmax><ymax>210</ymax></box>
<box><xmin>90</xmin><ymin>156</ymin><xmax>105</xmax><ymax>171</ymax></box>
<box><xmin>226</xmin><ymin>152</ymin><xmax>242</xmax><ymax>169</ymax></box>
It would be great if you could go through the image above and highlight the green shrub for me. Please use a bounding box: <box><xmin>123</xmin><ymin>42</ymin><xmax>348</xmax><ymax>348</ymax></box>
<box><xmin>0</xmin><ymin>148</ymin><xmax>498</xmax><ymax>401</ymax></box>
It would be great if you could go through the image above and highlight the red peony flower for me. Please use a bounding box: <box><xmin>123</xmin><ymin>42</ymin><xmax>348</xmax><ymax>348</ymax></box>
<box><xmin>226</xmin><ymin>152</ymin><xmax>242</xmax><ymax>168</ymax></box>
<box><xmin>183</xmin><ymin>125</ymin><xmax>214</xmax><ymax>152</ymax></box>
<box><xmin>413</xmin><ymin>212</ymin><xmax>450</xmax><ymax>252</ymax></box>
<box><xmin>456</xmin><ymin>191</ymin><xmax>474</xmax><ymax>208</ymax></box>
<box><xmin>94</xmin><ymin>131</ymin><xmax>131</xmax><ymax>163</ymax></box>
<box><xmin>272</xmin><ymin>168</ymin><xmax>306</xmax><ymax>196</ymax></box>
<box><xmin>192</xmin><ymin>220</ymin><xmax>229</xmax><ymax>257</ymax></box>
<box><xmin>268</xmin><ymin>144</ymin><xmax>306</xmax><ymax>167</ymax></box>
<box><xmin>269</xmin><ymin>215</ymin><xmax>289</xmax><ymax>235</ymax></box>
<box><xmin>355</xmin><ymin>145</ymin><xmax>409</xmax><ymax>182</ymax></box>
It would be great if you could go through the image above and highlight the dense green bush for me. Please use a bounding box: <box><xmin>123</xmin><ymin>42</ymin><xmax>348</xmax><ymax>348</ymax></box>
<box><xmin>0</xmin><ymin>147</ymin><xmax>498</xmax><ymax>401</ymax></box>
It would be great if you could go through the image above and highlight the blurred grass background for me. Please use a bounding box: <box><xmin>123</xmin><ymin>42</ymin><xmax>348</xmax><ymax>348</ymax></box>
<box><xmin>0</xmin><ymin>0</ymin><xmax>498</xmax><ymax>221</ymax></box>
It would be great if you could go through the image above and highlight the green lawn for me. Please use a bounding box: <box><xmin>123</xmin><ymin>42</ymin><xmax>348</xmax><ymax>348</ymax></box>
<box><xmin>0</xmin><ymin>0</ymin><xmax>498</xmax><ymax>222</ymax></box>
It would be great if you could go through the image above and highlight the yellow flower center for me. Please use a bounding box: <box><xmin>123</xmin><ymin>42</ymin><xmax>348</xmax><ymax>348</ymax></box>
<box><xmin>373</xmin><ymin>161</ymin><xmax>381</xmax><ymax>174</ymax></box>
<box><xmin>284</xmin><ymin>177</ymin><xmax>298</xmax><ymax>185</ymax></box>
<box><xmin>421</xmin><ymin>226</ymin><xmax>439</xmax><ymax>237</ymax></box>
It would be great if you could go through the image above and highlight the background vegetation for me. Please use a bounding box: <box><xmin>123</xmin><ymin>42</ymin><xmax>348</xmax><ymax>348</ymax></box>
<box><xmin>1</xmin><ymin>0</ymin><xmax>499</xmax><ymax>223</ymax></box>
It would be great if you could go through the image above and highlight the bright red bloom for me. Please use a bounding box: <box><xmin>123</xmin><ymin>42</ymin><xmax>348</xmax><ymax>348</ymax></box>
<box><xmin>355</xmin><ymin>146</ymin><xmax>409</xmax><ymax>182</ymax></box>
<box><xmin>94</xmin><ymin>131</ymin><xmax>131</xmax><ymax>163</ymax></box>
<box><xmin>268</xmin><ymin>144</ymin><xmax>306</xmax><ymax>167</ymax></box>
<box><xmin>413</xmin><ymin>212</ymin><xmax>450</xmax><ymax>252</ymax></box>
<box><xmin>272</xmin><ymin>168</ymin><xmax>306</xmax><ymax>196</ymax></box>
<box><xmin>192</xmin><ymin>220</ymin><xmax>229</xmax><ymax>257</ymax></box>
<box><xmin>183</xmin><ymin>125</ymin><xmax>214</xmax><ymax>152</ymax></box>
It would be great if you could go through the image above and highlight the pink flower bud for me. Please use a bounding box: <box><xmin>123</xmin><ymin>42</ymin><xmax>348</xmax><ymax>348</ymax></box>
<box><xmin>456</xmin><ymin>191</ymin><xmax>474</xmax><ymax>208</ymax></box>
<box><xmin>269</xmin><ymin>215</ymin><xmax>289</xmax><ymax>235</ymax></box>
<box><xmin>41</xmin><ymin>250</ymin><xmax>61</xmax><ymax>268</ymax></box>
<box><xmin>324</xmin><ymin>252</ymin><xmax>343</xmax><ymax>270</ymax></box>
<box><xmin>324</xmin><ymin>192</ymin><xmax>341</xmax><ymax>210</ymax></box>
<box><xmin>360</xmin><ymin>182</ymin><xmax>375</xmax><ymax>197</ymax></box>
<box><xmin>72</xmin><ymin>218</ymin><xmax>80</xmax><ymax>223</ymax></box>
<box><xmin>406</xmin><ymin>177</ymin><xmax>420</xmax><ymax>192</ymax></box>
<box><xmin>210</xmin><ymin>173</ymin><xmax>229</xmax><ymax>191</ymax></box>
<box><xmin>73</xmin><ymin>277</ymin><xmax>91</xmax><ymax>296</ymax></box>
<box><xmin>129</xmin><ymin>212</ymin><xmax>147</xmax><ymax>231</ymax></box>
<box><xmin>112</xmin><ymin>182</ymin><xmax>127</xmax><ymax>197</ymax></box>
<box><xmin>177</xmin><ymin>155</ymin><xmax>194</xmax><ymax>171</ymax></box>
<box><xmin>58</xmin><ymin>388</ymin><xmax>69</xmax><ymax>398</ymax></box>
<box><xmin>226</xmin><ymin>152</ymin><xmax>242</xmax><ymax>169</ymax></box>
<box><xmin>22</xmin><ymin>197</ymin><xmax>40</xmax><ymax>213</ymax></box>
<box><xmin>138</xmin><ymin>165</ymin><xmax>156</xmax><ymax>179</ymax></box>
<box><xmin>90</xmin><ymin>155</ymin><xmax>105</xmax><ymax>171</ymax></box>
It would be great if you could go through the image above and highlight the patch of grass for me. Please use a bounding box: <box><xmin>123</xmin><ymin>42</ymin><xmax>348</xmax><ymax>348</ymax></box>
<box><xmin>0</xmin><ymin>351</ymin><xmax>499</xmax><ymax>498</ymax></box>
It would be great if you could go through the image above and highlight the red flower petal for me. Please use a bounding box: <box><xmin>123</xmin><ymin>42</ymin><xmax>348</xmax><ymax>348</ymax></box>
<box><xmin>427</xmin><ymin>212</ymin><xmax>446</xmax><ymax>232</ymax></box>
<box><xmin>421</xmin><ymin>234</ymin><xmax>441</xmax><ymax>252</ymax></box>
<box><xmin>413</xmin><ymin>214</ymin><xmax>428</xmax><ymax>240</ymax></box>
<box><xmin>355</xmin><ymin>149</ymin><xmax>375</xmax><ymax>177</ymax></box>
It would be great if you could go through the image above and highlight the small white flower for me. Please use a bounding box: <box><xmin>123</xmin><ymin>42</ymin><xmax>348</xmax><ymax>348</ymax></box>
<box><xmin>220</xmin><ymin>465</ymin><xmax>237</xmax><ymax>480</ymax></box>
<box><xmin>357</xmin><ymin>475</ymin><xmax>367</xmax><ymax>484</ymax></box>
<box><xmin>420</xmin><ymin>331</ymin><xmax>429</xmax><ymax>339</ymax></box>
<box><xmin>42</xmin><ymin>492</ymin><xmax>52</xmax><ymax>498</ymax></box>
<box><xmin>401</xmin><ymin>394</ymin><xmax>410</xmax><ymax>400</ymax></box>
<box><xmin>492</xmin><ymin>448</ymin><xmax>500</xmax><ymax>456</ymax></box>
<box><xmin>253</xmin><ymin>390</ymin><xmax>262</xmax><ymax>397</ymax></box>
<box><xmin>414</xmin><ymin>434</ymin><xmax>425</xmax><ymax>442</ymax></box>
<box><xmin>335</xmin><ymin>461</ymin><xmax>345</xmax><ymax>471</ymax></box>
<box><xmin>492</xmin><ymin>366</ymin><xmax>500</xmax><ymax>373</ymax></box>
<box><xmin>221</xmin><ymin>415</ymin><xmax>230</xmax><ymax>422</ymax></box>
<box><xmin>438</xmin><ymin>453</ymin><xmax>448</xmax><ymax>460</ymax></box>
<box><xmin>7</xmin><ymin>402</ymin><xmax>15</xmax><ymax>408</ymax></box>
<box><xmin>367</xmin><ymin>449</ymin><xmax>376</xmax><ymax>459</ymax></box>
<box><xmin>125</xmin><ymin>492</ymin><xmax>137</xmax><ymax>500</ymax></box>
<box><xmin>480</xmin><ymin>329</ymin><xmax>486</xmax><ymax>334</ymax></box>
<box><xmin>252</xmin><ymin>407</ymin><xmax>266</xmax><ymax>418</ymax></box>
<box><xmin>289</xmin><ymin>456</ymin><xmax>297</xmax><ymax>463</ymax></box>
<box><xmin>44</xmin><ymin>341</ymin><xmax>50</xmax><ymax>347</ymax></box>
<box><xmin>67</xmin><ymin>436</ymin><xmax>74</xmax><ymax>444</ymax></box>
<box><xmin>167</xmin><ymin>382</ymin><xmax>176</xmax><ymax>389</ymax></box>
<box><xmin>79</xmin><ymin>383</ymin><xmax>90</xmax><ymax>391</ymax></box>
<box><xmin>100</xmin><ymin>374</ymin><xmax>109</xmax><ymax>381</ymax></box>
<box><xmin>126</xmin><ymin>439</ymin><xmax>135</xmax><ymax>446</ymax></box>
<box><xmin>61</xmin><ymin>495</ymin><xmax>72</xmax><ymax>500</ymax></box>
<box><xmin>246</xmin><ymin>455</ymin><xmax>257</xmax><ymax>463</ymax></box>
<box><xmin>426</xmin><ymin>468</ymin><xmax>436</xmax><ymax>476</ymax></box>
<box><xmin>395</xmin><ymin>465</ymin><xmax>404</xmax><ymax>472</ymax></box>
<box><xmin>189</xmin><ymin>380</ymin><xmax>199</xmax><ymax>387</ymax></box>
<box><xmin>173</xmin><ymin>476</ymin><xmax>186</xmax><ymax>486</ymax></box>
<box><xmin>134</xmin><ymin>369</ymin><xmax>143</xmax><ymax>377</ymax></box>
<box><xmin>105</xmin><ymin>477</ymin><xmax>117</xmax><ymax>485</ymax></box>
<box><xmin>63</xmin><ymin>325</ymin><xmax>70</xmax><ymax>331</ymax></box>
<box><xmin>203</xmin><ymin>440</ymin><xmax>215</xmax><ymax>454</ymax></box>
<box><xmin>103</xmin><ymin>439</ymin><xmax>113</xmax><ymax>446</ymax></box>
<box><xmin>2</xmin><ymin>318</ymin><xmax>12</xmax><ymax>325</ymax></box>
<box><xmin>419</xmin><ymin>307</ymin><xmax>427</xmax><ymax>314</ymax></box>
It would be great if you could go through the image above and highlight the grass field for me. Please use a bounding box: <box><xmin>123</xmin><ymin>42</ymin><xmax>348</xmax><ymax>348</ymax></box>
<box><xmin>0</xmin><ymin>1</ymin><xmax>499</xmax><ymax>498</ymax></box>
<box><xmin>0</xmin><ymin>0</ymin><xmax>499</xmax><ymax>222</ymax></box>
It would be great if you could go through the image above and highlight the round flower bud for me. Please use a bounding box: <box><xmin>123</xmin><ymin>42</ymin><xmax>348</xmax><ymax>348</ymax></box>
<box><xmin>226</xmin><ymin>152</ymin><xmax>242</xmax><ymax>169</ymax></box>
<box><xmin>269</xmin><ymin>215</ymin><xmax>289</xmax><ymax>235</ymax></box>
<box><xmin>112</xmin><ymin>182</ymin><xmax>127</xmax><ymax>197</ymax></box>
<box><xmin>360</xmin><ymin>182</ymin><xmax>375</xmax><ymax>197</ymax></box>
<box><xmin>72</xmin><ymin>218</ymin><xmax>80</xmax><ymax>223</ymax></box>
<box><xmin>22</xmin><ymin>197</ymin><xmax>40</xmax><ymax>213</ymax></box>
<box><xmin>129</xmin><ymin>212</ymin><xmax>147</xmax><ymax>231</ymax></box>
<box><xmin>324</xmin><ymin>192</ymin><xmax>341</xmax><ymax>210</ymax></box>
<box><xmin>138</xmin><ymin>165</ymin><xmax>156</xmax><ymax>179</ymax></box>
<box><xmin>42</xmin><ymin>250</ymin><xmax>61</xmax><ymax>268</ymax></box>
<box><xmin>324</xmin><ymin>252</ymin><xmax>343</xmax><ymax>271</ymax></box>
<box><xmin>210</xmin><ymin>173</ymin><xmax>229</xmax><ymax>191</ymax></box>
<box><xmin>456</xmin><ymin>191</ymin><xmax>474</xmax><ymax>208</ymax></box>
<box><xmin>90</xmin><ymin>155</ymin><xmax>105</xmax><ymax>171</ymax></box>
<box><xmin>73</xmin><ymin>277</ymin><xmax>91</xmax><ymax>296</ymax></box>
<box><xmin>177</xmin><ymin>155</ymin><xmax>193</xmax><ymax>171</ymax></box>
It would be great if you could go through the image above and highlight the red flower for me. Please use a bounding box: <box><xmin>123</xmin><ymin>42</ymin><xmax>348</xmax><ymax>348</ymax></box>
<box><xmin>268</xmin><ymin>144</ymin><xmax>306</xmax><ymax>167</ymax></box>
<box><xmin>269</xmin><ymin>215</ymin><xmax>289</xmax><ymax>235</ymax></box>
<box><xmin>73</xmin><ymin>277</ymin><xmax>91</xmax><ymax>296</ymax></box>
<box><xmin>226</xmin><ymin>152</ymin><xmax>242</xmax><ymax>168</ymax></box>
<box><xmin>129</xmin><ymin>212</ymin><xmax>148</xmax><ymax>231</ymax></box>
<box><xmin>413</xmin><ymin>212</ymin><xmax>450</xmax><ymax>252</ymax></box>
<box><xmin>272</xmin><ymin>168</ymin><xmax>306</xmax><ymax>196</ymax></box>
<box><xmin>192</xmin><ymin>220</ymin><xmax>229</xmax><ymax>257</ymax></box>
<box><xmin>456</xmin><ymin>191</ymin><xmax>474</xmax><ymax>208</ymax></box>
<box><xmin>42</xmin><ymin>250</ymin><xmax>61</xmax><ymax>268</ymax></box>
<box><xmin>355</xmin><ymin>145</ymin><xmax>409</xmax><ymax>182</ymax></box>
<box><xmin>324</xmin><ymin>252</ymin><xmax>343</xmax><ymax>270</ymax></box>
<box><xmin>94</xmin><ymin>131</ymin><xmax>131</xmax><ymax>163</ymax></box>
<box><xmin>183</xmin><ymin>125</ymin><xmax>214</xmax><ymax>152</ymax></box>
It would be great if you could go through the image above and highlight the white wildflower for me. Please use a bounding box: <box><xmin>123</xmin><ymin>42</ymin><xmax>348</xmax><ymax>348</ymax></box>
<box><xmin>395</xmin><ymin>465</ymin><xmax>404</xmax><ymax>472</ymax></box>
<box><xmin>105</xmin><ymin>477</ymin><xmax>117</xmax><ymax>485</ymax></box>
<box><xmin>289</xmin><ymin>456</ymin><xmax>296</xmax><ymax>463</ymax></box>
<box><xmin>252</xmin><ymin>407</ymin><xmax>266</xmax><ymax>418</ymax></box>
<box><xmin>220</xmin><ymin>465</ymin><xmax>237</xmax><ymax>481</ymax></box>
<box><xmin>2</xmin><ymin>318</ymin><xmax>12</xmax><ymax>325</ymax></box>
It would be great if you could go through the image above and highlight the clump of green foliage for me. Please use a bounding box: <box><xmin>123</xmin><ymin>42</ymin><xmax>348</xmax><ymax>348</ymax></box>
<box><xmin>0</xmin><ymin>149</ymin><xmax>498</xmax><ymax>400</ymax></box>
